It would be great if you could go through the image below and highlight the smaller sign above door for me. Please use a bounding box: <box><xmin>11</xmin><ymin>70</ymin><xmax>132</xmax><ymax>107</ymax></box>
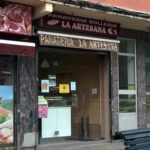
<box><xmin>43</xmin><ymin>12</ymin><xmax>120</xmax><ymax>37</ymax></box>
<box><xmin>39</xmin><ymin>32</ymin><xmax>119</xmax><ymax>52</ymax></box>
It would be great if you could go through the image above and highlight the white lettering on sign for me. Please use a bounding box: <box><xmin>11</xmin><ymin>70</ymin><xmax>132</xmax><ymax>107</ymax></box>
<box><xmin>43</xmin><ymin>13</ymin><xmax>120</xmax><ymax>37</ymax></box>
<box><xmin>39</xmin><ymin>34</ymin><xmax>119</xmax><ymax>52</ymax></box>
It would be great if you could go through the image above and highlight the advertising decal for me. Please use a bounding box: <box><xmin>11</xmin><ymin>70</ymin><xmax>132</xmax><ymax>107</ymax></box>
<box><xmin>0</xmin><ymin>2</ymin><xmax>32</xmax><ymax>35</ymax></box>
<box><xmin>0</xmin><ymin>86</ymin><xmax>13</xmax><ymax>145</ymax></box>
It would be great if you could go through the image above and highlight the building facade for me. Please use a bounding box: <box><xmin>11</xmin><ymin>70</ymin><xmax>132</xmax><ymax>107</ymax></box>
<box><xmin>0</xmin><ymin>0</ymin><xmax>150</xmax><ymax>150</ymax></box>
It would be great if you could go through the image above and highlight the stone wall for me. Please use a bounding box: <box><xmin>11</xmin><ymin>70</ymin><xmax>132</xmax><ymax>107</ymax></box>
<box><xmin>136</xmin><ymin>39</ymin><xmax>147</xmax><ymax>128</ymax></box>
<box><xmin>111</xmin><ymin>52</ymin><xmax>119</xmax><ymax>135</ymax></box>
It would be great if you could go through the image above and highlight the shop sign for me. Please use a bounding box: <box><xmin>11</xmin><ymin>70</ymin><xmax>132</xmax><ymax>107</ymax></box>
<box><xmin>39</xmin><ymin>34</ymin><xmax>119</xmax><ymax>52</ymax></box>
<box><xmin>43</xmin><ymin>13</ymin><xmax>120</xmax><ymax>37</ymax></box>
<box><xmin>0</xmin><ymin>2</ymin><xmax>32</xmax><ymax>36</ymax></box>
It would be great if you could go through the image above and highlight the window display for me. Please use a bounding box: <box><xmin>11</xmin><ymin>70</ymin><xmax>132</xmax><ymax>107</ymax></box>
<box><xmin>0</xmin><ymin>56</ymin><xmax>14</xmax><ymax>145</ymax></box>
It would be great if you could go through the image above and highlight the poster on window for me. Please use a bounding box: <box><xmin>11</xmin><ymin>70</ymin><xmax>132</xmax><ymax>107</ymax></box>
<box><xmin>38</xmin><ymin>96</ymin><xmax>48</xmax><ymax>118</ymax></box>
<box><xmin>0</xmin><ymin>2</ymin><xmax>32</xmax><ymax>35</ymax></box>
<box><xmin>0</xmin><ymin>86</ymin><xmax>13</xmax><ymax>145</ymax></box>
<box><xmin>59</xmin><ymin>84</ymin><xmax>70</xmax><ymax>94</ymax></box>
<box><xmin>41</xmin><ymin>80</ymin><xmax>49</xmax><ymax>93</ymax></box>
<box><xmin>38</xmin><ymin>105</ymin><xmax>48</xmax><ymax>118</ymax></box>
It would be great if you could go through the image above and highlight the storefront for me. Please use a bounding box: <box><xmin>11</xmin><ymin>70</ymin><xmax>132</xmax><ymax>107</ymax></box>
<box><xmin>36</xmin><ymin>12</ymin><xmax>120</xmax><ymax>145</ymax></box>
<box><xmin>0</xmin><ymin>2</ymin><xmax>36</xmax><ymax>150</ymax></box>
<box><xmin>1</xmin><ymin>0</ymin><xmax>150</xmax><ymax>150</ymax></box>
<box><xmin>36</xmin><ymin>12</ymin><xmax>150</xmax><ymax>146</ymax></box>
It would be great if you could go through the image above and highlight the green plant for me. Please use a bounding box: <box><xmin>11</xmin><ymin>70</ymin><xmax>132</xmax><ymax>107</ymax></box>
<box><xmin>0</xmin><ymin>115</ymin><xmax>8</xmax><ymax>124</ymax></box>
<box><xmin>120</xmin><ymin>101</ymin><xmax>136</xmax><ymax>113</ymax></box>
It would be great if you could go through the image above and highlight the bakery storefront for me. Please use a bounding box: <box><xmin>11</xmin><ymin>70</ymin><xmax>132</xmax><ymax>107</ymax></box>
<box><xmin>37</xmin><ymin>12</ymin><xmax>120</xmax><ymax>144</ymax></box>
<box><xmin>0</xmin><ymin>2</ymin><xmax>36</xmax><ymax>149</ymax></box>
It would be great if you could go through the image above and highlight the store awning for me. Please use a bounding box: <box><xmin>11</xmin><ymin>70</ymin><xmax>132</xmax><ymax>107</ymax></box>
<box><xmin>0</xmin><ymin>39</ymin><xmax>35</xmax><ymax>57</ymax></box>
<box><xmin>38</xmin><ymin>31</ymin><xmax>120</xmax><ymax>52</ymax></box>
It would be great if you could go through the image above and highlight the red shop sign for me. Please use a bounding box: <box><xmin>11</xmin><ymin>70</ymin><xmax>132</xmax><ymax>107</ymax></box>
<box><xmin>0</xmin><ymin>2</ymin><xmax>32</xmax><ymax>36</ymax></box>
<box><xmin>43</xmin><ymin>12</ymin><xmax>120</xmax><ymax>37</ymax></box>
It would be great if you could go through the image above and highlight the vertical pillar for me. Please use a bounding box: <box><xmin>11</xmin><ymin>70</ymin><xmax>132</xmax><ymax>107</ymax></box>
<box><xmin>103</xmin><ymin>55</ymin><xmax>110</xmax><ymax>139</ymax></box>
<box><xmin>111</xmin><ymin>52</ymin><xmax>119</xmax><ymax>135</ymax></box>
<box><xmin>18</xmin><ymin>56</ymin><xmax>36</xmax><ymax>150</ymax></box>
<box><xmin>136</xmin><ymin>39</ymin><xmax>147</xmax><ymax>128</ymax></box>
<box><xmin>99</xmin><ymin>54</ymin><xmax>110</xmax><ymax>139</ymax></box>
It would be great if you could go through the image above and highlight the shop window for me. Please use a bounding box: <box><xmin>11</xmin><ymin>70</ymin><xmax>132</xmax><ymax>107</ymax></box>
<box><xmin>118</xmin><ymin>38</ymin><xmax>137</xmax><ymax>113</ymax></box>
<box><xmin>0</xmin><ymin>56</ymin><xmax>14</xmax><ymax>146</ymax></box>
<box><xmin>38</xmin><ymin>49</ymin><xmax>102</xmax><ymax>143</ymax></box>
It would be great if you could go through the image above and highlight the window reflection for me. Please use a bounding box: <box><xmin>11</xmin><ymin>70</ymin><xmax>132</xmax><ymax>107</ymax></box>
<box><xmin>119</xmin><ymin>56</ymin><xmax>135</xmax><ymax>90</ymax></box>
<box><xmin>119</xmin><ymin>95</ymin><xmax>136</xmax><ymax>113</ymax></box>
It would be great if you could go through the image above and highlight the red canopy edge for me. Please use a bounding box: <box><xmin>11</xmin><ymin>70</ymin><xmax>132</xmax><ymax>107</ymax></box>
<box><xmin>0</xmin><ymin>40</ymin><xmax>35</xmax><ymax>57</ymax></box>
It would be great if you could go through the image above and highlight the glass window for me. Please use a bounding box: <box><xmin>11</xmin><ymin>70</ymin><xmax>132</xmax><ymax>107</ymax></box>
<box><xmin>119</xmin><ymin>95</ymin><xmax>136</xmax><ymax>113</ymax></box>
<box><xmin>145</xmin><ymin>42</ymin><xmax>150</xmax><ymax>57</ymax></box>
<box><xmin>120</xmin><ymin>39</ymin><xmax>135</xmax><ymax>54</ymax></box>
<box><xmin>119</xmin><ymin>56</ymin><xmax>135</xmax><ymax>90</ymax></box>
<box><xmin>38</xmin><ymin>50</ymin><xmax>101</xmax><ymax>143</ymax></box>
<box><xmin>118</xmin><ymin>38</ymin><xmax>136</xmax><ymax>113</ymax></box>
<box><xmin>146</xmin><ymin>96</ymin><xmax>150</xmax><ymax>126</ymax></box>
<box><xmin>146</xmin><ymin>63</ymin><xmax>150</xmax><ymax>92</ymax></box>
<box><xmin>145</xmin><ymin>41</ymin><xmax>150</xmax><ymax>127</ymax></box>
<box><xmin>0</xmin><ymin>56</ymin><xmax>14</xmax><ymax>146</ymax></box>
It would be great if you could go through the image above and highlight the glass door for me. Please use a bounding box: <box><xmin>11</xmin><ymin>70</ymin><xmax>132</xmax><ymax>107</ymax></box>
<box><xmin>118</xmin><ymin>38</ymin><xmax>137</xmax><ymax>131</ymax></box>
<box><xmin>38</xmin><ymin>48</ymin><xmax>102</xmax><ymax>144</ymax></box>
<box><xmin>0</xmin><ymin>55</ymin><xmax>14</xmax><ymax>146</ymax></box>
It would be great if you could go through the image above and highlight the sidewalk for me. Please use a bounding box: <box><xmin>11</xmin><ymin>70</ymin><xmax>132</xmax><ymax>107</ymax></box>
<box><xmin>37</xmin><ymin>140</ymin><xmax>124</xmax><ymax>150</ymax></box>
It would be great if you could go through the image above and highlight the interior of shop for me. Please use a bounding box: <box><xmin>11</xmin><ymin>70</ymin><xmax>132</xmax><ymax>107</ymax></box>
<box><xmin>38</xmin><ymin>47</ymin><xmax>110</xmax><ymax>143</ymax></box>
